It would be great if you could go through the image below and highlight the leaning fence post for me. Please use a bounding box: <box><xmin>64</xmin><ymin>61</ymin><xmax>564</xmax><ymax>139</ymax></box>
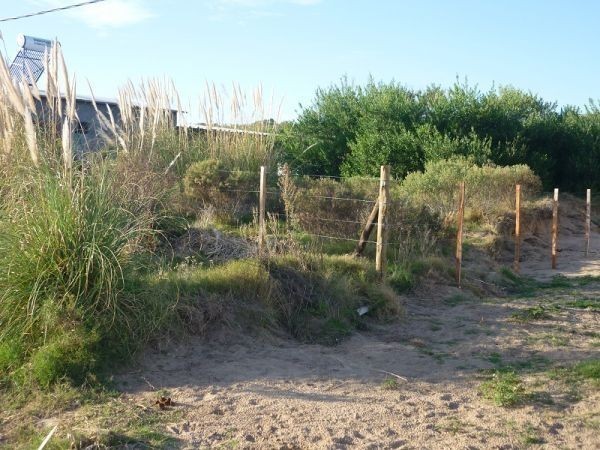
<box><xmin>551</xmin><ymin>188</ymin><xmax>559</xmax><ymax>269</ymax></box>
<box><xmin>456</xmin><ymin>181</ymin><xmax>465</xmax><ymax>288</ymax></box>
<box><xmin>514</xmin><ymin>184</ymin><xmax>521</xmax><ymax>273</ymax></box>
<box><xmin>258</xmin><ymin>166</ymin><xmax>267</xmax><ymax>256</ymax></box>
<box><xmin>585</xmin><ymin>189</ymin><xmax>591</xmax><ymax>257</ymax></box>
<box><xmin>376</xmin><ymin>165</ymin><xmax>390</xmax><ymax>279</ymax></box>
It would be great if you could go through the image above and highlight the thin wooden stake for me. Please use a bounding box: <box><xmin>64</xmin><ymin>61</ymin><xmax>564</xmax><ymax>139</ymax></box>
<box><xmin>456</xmin><ymin>181</ymin><xmax>465</xmax><ymax>288</ymax></box>
<box><xmin>551</xmin><ymin>188</ymin><xmax>559</xmax><ymax>269</ymax></box>
<box><xmin>258</xmin><ymin>166</ymin><xmax>267</xmax><ymax>256</ymax></box>
<box><xmin>514</xmin><ymin>184</ymin><xmax>521</xmax><ymax>273</ymax></box>
<box><xmin>585</xmin><ymin>189</ymin><xmax>591</xmax><ymax>257</ymax></box>
<box><xmin>376</xmin><ymin>165</ymin><xmax>390</xmax><ymax>279</ymax></box>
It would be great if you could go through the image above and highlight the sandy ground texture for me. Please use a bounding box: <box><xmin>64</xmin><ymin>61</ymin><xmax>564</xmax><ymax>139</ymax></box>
<box><xmin>498</xmin><ymin>193</ymin><xmax>600</xmax><ymax>281</ymax></box>
<box><xmin>114</xmin><ymin>276</ymin><xmax>600</xmax><ymax>449</ymax></box>
<box><xmin>105</xmin><ymin>196</ymin><xmax>600</xmax><ymax>449</ymax></box>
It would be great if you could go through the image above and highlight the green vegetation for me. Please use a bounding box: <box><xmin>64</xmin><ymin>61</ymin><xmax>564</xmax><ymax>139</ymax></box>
<box><xmin>381</xmin><ymin>377</ymin><xmax>400</xmax><ymax>390</ymax></box>
<box><xmin>510</xmin><ymin>305</ymin><xmax>551</xmax><ymax>322</ymax></box>
<box><xmin>550</xmin><ymin>359</ymin><xmax>600</xmax><ymax>382</ymax></box>
<box><xmin>398</xmin><ymin>157</ymin><xmax>540</xmax><ymax>219</ymax></box>
<box><xmin>0</xmin><ymin>163</ymin><xmax>166</xmax><ymax>388</ymax></box>
<box><xmin>565</xmin><ymin>298</ymin><xmax>600</xmax><ymax>310</ymax></box>
<box><xmin>480</xmin><ymin>370</ymin><xmax>527</xmax><ymax>407</ymax></box>
<box><xmin>280</xmin><ymin>78</ymin><xmax>600</xmax><ymax>193</ymax></box>
<box><xmin>2</xmin><ymin>38</ymin><xmax>600</xmax><ymax>450</ymax></box>
<box><xmin>520</xmin><ymin>424</ymin><xmax>544</xmax><ymax>446</ymax></box>
<box><xmin>574</xmin><ymin>359</ymin><xmax>600</xmax><ymax>381</ymax></box>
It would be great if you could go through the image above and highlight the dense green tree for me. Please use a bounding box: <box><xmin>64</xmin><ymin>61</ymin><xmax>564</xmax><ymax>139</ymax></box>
<box><xmin>278</xmin><ymin>78</ymin><xmax>600</xmax><ymax>192</ymax></box>
<box><xmin>279</xmin><ymin>77</ymin><xmax>362</xmax><ymax>176</ymax></box>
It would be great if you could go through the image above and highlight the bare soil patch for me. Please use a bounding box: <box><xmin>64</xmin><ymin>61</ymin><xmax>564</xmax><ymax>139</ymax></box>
<box><xmin>112</xmin><ymin>279</ymin><xmax>599</xmax><ymax>449</ymax></box>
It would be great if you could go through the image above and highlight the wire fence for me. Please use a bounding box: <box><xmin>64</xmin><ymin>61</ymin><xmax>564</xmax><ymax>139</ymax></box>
<box><xmin>191</xmin><ymin>166</ymin><xmax>597</xmax><ymax>282</ymax></box>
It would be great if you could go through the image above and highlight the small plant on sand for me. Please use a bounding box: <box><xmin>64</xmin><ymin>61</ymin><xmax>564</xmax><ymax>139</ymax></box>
<box><xmin>480</xmin><ymin>370</ymin><xmax>527</xmax><ymax>407</ymax></box>
<box><xmin>510</xmin><ymin>305</ymin><xmax>550</xmax><ymax>322</ymax></box>
<box><xmin>565</xmin><ymin>298</ymin><xmax>600</xmax><ymax>311</ymax></box>
<box><xmin>520</xmin><ymin>424</ymin><xmax>544</xmax><ymax>446</ymax></box>
<box><xmin>381</xmin><ymin>377</ymin><xmax>400</xmax><ymax>390</ymax></box>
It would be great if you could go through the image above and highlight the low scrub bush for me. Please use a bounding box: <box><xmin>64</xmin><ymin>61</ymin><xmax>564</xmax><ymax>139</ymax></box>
<box><xmin>279</xmin><ymin>174</ymin><xmax>442</xmax><ymax>261</ymax></box>
<box><xmin>267</xmin><ymin>254</ymin><xmax>401</xmax><ymax>343</ymax></box>
<box><xmin>284</xmin><ymin>176</ymin><xmax>379</xmax><ymax>238</ymax></box>
<box><xmin>184</xmin><ymin>159</ymin><xmax>259</xmax><ymax>221</ymax></box>
<box><xmin>399</xmin><ymin>157</ymin><xmax>542</xmax><ymax>221</ymax></box>
<box><xmin>480</xmin><ymin>370</ymin><xmax>527</xmax><ymax>407</ymax></box>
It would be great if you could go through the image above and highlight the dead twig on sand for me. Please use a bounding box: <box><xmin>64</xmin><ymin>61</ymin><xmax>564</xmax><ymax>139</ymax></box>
<box><xmin>373</xmin><ymin>369</ymin><xmax>408</xmax><ymax>382</ymax></box>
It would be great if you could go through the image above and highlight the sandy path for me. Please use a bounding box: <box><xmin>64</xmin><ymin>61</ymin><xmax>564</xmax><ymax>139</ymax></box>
<box><xmin>505</xmin><ymin>195</ymin><xmax>600</xmax><ymax>281</ymax></box>
<box><xmin>117</xmin><ymin>281</ymin><xmax>600</xmax><ymax>449</ymax></box>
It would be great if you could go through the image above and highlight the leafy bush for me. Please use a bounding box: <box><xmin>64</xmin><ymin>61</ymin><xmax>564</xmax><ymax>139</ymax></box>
<box><xmin>281</xmin><ymin>79</ymin><xmax>600</xmax><ymax>193</ymax></box>
<box><xmin>184</xmin><ymin>159</ymin><xmax>259</xmax><ymax>220</ymax></box>
<box><xmin>398</xmin><ymin>157</ymin><xmax>541</xmax><ymax>220</ymax></box>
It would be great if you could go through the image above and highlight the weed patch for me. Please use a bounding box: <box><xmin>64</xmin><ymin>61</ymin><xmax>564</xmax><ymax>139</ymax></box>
<box><xmin>565</xmin><ymin>298</ymin><xmax>600</xmax><ymax>311</ymax></box>
<box><xmin>381</xmin><ymin>377</ymin><xmax>400</xmax><ymax>390</ymax></box>
<box><xmin>480</xmin><ymin>370</ymin><xmax>527</xmax><ymax>407</ymax></box>
<box><xmin>510</xmin><ymin>305</ymin><xmax>551</xmax><ymax>322</ymax></box>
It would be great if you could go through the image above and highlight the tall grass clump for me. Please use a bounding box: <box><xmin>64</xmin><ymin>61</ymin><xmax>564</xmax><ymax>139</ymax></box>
<box><xmin>101</xmin><ymin>80</ymin><xmax>279</xmax><ymax>222</ymax></box>
<box><xmin>107</xmin><ymin>81</ymin><xmax>279</xmax><ymax>178</ymax></box>
<box><xmin>0</xmin><ymin>39</ymin><xmax>285</xmax><ymax>388</ymax></box>
<box><xmin>199</xmin><ymin>83</ymin><xmax>280</xmax><ymax>172</ymax></box>
<box><xmin>0</xmin><ymin>45</ymin><xmax>169</xmax><ymax>388</ymax></box>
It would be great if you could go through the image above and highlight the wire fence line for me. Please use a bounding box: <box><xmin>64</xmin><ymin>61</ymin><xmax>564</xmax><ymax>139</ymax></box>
<box><xmin>194</xmin><ymin>166</ymin><xmax>597</xmax><ymax>281</ymax></box>
<box><xmin>271</xmin><ymin>212</ymin><xmax>367</xmax><ymax>225</ymax></box>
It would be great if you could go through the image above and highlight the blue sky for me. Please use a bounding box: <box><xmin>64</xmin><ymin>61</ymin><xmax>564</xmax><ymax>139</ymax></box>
<box><xmin>1</xmin><ymin>0</ymin><xmax>599</xmax><ymax>120</ymax></box>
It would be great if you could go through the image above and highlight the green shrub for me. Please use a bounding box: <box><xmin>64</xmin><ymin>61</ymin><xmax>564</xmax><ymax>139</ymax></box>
<box><xmin>399</xmin><ymin>157</ymin><xmax>542</xmax><ymax>221</ymax></box>
<box><xmin>184</xmin><ymin>159</ymin><xmax>259</xmax><ymax>221</ymax></box>
<box><xmin>480</xmin><ymin>370</ymin><xmax>527</xmax><ymax>406</ymax></box>
<box><xmin>281</xmin><ymin>175</ymin><xmax>441</xmax><ymax>261</ymax></box>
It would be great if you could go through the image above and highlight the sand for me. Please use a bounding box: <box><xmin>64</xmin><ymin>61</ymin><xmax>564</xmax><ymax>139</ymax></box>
<box><xmin>107</xmin><ymin>195</ymin><xmax>600</xmax><ymax>449</ymax></box>
<box><xmin>115</xmin><ymin>277</ymin><xmax>599</xmax><ymax>449</ymax></box>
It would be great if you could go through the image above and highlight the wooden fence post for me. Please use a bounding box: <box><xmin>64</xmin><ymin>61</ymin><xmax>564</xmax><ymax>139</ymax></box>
<box><xmin>456</xmin><ymin>181</ymin><xmax>465</xmax><ymax>288</ymax></box>
<box><xmin>258</xmin><ymin>166</ymin><xmax>267</xmax><ymax>256</ymax></box>
<box><xmin>585</xmin><ymin>189</ymin><xmax>591</xmax><ymax>257</ymax></box>
<box><xmin>551</xmin><ymin>188</ymin><xmax>559</xmax><ymax>269</ymax></box>
<box><xmin>376</xmin><ymin>165</ymin><xmax>390</xmax><ymax>279</ymax></box>
<box><xmin>514</xmin><ymin>184</ymin><xmax>521</xmax><ymax>273</ymax></box>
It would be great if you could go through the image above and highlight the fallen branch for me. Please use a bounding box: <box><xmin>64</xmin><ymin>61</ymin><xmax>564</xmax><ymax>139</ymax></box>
<box><xmin>37</xmin><ymin>425</ymin><xmax>58</xmax><ymax>450</ymax></box>
<box><xmin>372</xmin><ymin>369</ymin><xmax>408</xmax><ymax>382</ymax></box>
